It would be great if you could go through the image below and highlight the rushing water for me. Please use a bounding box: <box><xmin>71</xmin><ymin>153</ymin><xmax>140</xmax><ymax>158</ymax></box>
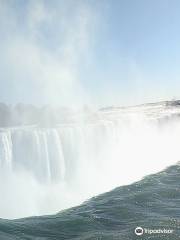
<box><xmin>0</xmin><ymin>102</ymin><xmax>180</xmax><ymax>221</ymax></box>
<box><xmin>0</xmin><ymin>164</ymin><xmax>180</xmax><ymax>239</ymax></box>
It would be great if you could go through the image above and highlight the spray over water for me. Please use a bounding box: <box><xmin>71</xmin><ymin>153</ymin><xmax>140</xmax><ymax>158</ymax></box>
<box><xmin>0</xmin><ymin>102</ymin><xmax>180</xmax><ymax>219</ymax></box>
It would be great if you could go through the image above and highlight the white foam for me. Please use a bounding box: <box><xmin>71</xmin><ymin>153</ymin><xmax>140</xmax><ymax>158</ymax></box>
<box><xmin>0</xmin><ymin>104</ymin><xmax>180</xmax><ymax>219</ymax></box>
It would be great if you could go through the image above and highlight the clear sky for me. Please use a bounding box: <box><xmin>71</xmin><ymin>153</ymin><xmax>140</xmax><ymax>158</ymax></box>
<box><xmin>0</xmin><ymin>0</ymin><xmax>180</xmax><ymax>107</ymax></box>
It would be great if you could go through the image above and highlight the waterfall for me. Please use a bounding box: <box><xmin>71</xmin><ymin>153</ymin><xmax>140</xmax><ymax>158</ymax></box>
<box><xmin>0</xmin><ymin>105</ymin><xmax>180</xmax><ymax>219</ymax></box>
<box><xmin>0</xmin><ymin>131</ymin><xmax>12</xmax><ymax>170</ymax></box>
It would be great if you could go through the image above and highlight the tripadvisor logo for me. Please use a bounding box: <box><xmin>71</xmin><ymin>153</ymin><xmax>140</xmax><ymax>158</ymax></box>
<box><xmin>134</xmin><ymin>226</ymin><xmax>174</xmax><ymax>236</ymax></box>
<box><xmin>135</xmin><ymin>227</ymin><xmax>143</xmax><ymax>236</ymax></box>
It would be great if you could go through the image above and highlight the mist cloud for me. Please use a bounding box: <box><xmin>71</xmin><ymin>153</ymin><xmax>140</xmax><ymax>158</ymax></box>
<box><xmin>0</xmin><ymin>0</ymin><xmax>97</xmax><ymax>107</ymax></box>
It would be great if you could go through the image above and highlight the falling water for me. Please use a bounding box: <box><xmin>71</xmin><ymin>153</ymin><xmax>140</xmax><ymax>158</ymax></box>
<box><xmin>0</xmin><ymin>103</ymin><xmax>180</xmax><ymax>219</ymax></box>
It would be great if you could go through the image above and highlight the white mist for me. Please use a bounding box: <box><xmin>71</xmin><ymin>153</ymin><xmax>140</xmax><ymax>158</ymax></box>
<box><xmin>0</xmin><ymin>103</ymin><xmax>180</xmax><ymax>219</ymax></box>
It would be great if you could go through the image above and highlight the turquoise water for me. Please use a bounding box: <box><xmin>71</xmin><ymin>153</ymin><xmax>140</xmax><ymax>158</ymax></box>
<box><xmin>0</xmin><ymin>164</ymin><xmax>180</xmax><ymax>239</ymax></box>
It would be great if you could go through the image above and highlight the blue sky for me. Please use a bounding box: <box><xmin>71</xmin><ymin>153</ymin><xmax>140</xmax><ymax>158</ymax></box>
<box><xmin>0</xmin><ymin>0</ymin><xmax>180</xmax><ymax>107</ymax></box>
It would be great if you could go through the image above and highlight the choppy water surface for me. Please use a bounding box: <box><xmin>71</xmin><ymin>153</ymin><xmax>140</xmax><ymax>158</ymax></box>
<box><xmin>0</xmin><ymin>164</ymin><xmax>180</xmax><ymax>239</ymax></box>
<box><xmin>0</xmin><ymin>102</ymin><xmax>180</xmax><ymax>239</ymax></box>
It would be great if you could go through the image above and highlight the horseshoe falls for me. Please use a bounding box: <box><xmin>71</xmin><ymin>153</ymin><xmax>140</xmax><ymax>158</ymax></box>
<box><xmin>0</xmin><ymin>101</ymin><xmax>180</xmax><ymax>220</ymax></box>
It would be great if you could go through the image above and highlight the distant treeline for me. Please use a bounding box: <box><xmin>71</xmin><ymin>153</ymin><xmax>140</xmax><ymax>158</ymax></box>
<box><xmin>0</xmin><ymin>103</ymin><xmax>80</xmax><ymax>127</ymax></box>
<box><xmin>1</xmin><ymin>100</ymin><xmax>180</xmax><ymax>127</ymax></box>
